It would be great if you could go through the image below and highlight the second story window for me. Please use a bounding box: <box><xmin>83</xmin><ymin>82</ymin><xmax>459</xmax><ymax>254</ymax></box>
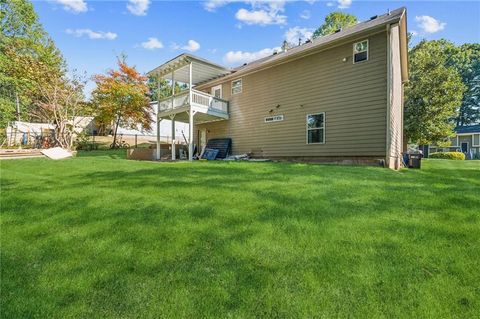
<box><xmin>353</xmin><ymin>40</ymin><xmax>368</xmax><ymax>63</ymax></box>
<box><xmin>231</xmin><ymin>79</ymin><xmax>242</xmax><ymax>95</ymax></box>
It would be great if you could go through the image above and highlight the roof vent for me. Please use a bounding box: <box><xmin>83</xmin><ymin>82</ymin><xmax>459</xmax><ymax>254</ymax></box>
<box><xmin>370</xmin><ymin>15</ymin><xmax>378</xmax><ymax>20</ymax></box>
<box><xmin>305</xmin><ymin>39</ymin><xmax>311</xmax><ymax>44</ymax></box>
<box><xmin>335</xmin><ymin>28</ymin><xmax>342</xmax><ymax>33</ymax></box>
<box><xmin>273</xmin><ymin>51</ymin><xmax>278</xmax><ymax>55</ymax></box>
<box><xmin>243</xmin><ymin>63</ymin><xmax>247</xmax><ymax>66</ymax></box>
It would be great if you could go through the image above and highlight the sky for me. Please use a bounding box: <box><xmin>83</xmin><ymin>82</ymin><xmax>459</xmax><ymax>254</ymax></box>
<box><xmin>32</xmin><ymin>0</ymin><xmax>480</xmax><ymax>95</ymax></box>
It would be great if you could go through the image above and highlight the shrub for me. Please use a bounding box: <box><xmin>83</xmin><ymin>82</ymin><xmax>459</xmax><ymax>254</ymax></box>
<box><xmin>430</xmin><ymin>152</ymin><xmax>465</xmax><ymax>160</ymax></box>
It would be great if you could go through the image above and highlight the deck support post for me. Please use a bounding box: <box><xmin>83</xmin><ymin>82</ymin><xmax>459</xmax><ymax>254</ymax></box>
<box><xmin>188</xmin><ymin>110</ymin><xmax>195</xmax><ymax>161</ymax></box>
<box><xmin>171</xmin><ymin>70</ymin><xmax>175</xmax><ymax>109</ymax></box>
<box><xmin>170</xmin><ymin>115</ymin><xmax>176</xmax><ymax>160</ymax></box>
<box><xmin>188</xmin><ymin>61</ymin><xmax>194</xmax><ymax>161</ymax></box>
<box><xmin>156</xmin><ymin>117</ymin><xmax>162</xmax><ymax>161</ymax></box>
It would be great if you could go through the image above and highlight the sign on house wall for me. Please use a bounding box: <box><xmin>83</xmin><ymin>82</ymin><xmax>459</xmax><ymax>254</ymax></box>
<box><xmin>264</xmin><ymin>115</ymin><xmax>284</xmax><ymax>123</ymax></box>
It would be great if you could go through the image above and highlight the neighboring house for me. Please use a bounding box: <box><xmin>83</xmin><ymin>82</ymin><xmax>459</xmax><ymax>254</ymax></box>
<box><xmin>116</xmin><ymin>103</ymin><xmax>189</xmax><ymax>143</ymax></box>
<box><xmin>147</xmin><ymin>7</ymin><xmax>408</xmax><ymax>169</ymax></box>
<box><xmin>71</xmin><ymin>116</ymin><xmax>95</xmax><ymax>134</ymax></box>
<box><xmin>428</xmin><ymin>125</ymin><xmax>480</xmax><ymax>159</ymax></box>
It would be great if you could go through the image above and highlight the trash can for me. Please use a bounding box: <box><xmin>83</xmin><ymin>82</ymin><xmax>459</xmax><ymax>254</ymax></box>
<box><xmin>409</xmin><ymin>153</ymin><xmax>422</xmax><ymax>169</ymax></box>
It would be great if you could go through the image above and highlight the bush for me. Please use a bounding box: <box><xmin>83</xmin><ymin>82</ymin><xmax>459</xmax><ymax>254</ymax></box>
<box><xmin>430</xmin><ymin>152</ymin><xmax>465</xmax><ymax>160</ymax></box>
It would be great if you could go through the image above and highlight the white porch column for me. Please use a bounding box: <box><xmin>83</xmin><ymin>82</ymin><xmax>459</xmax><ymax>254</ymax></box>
<box><xmin>188</xmin><ymin>111</ymin><xmax>194</xmax><ymax>161</ymax></box>
<box><xmin>156</xmin><ymin>75</ymin><xmax>162</xmax><ymax>161</ymax></box>
<box><xmin>171</xmin><ymin>70</ymin><xmax>175</xmax><ymax>109</ymax></box>
<box><xmin>156</xmin><ymin>117</ymin><xmax>162</xmax><ymax>160</ymax></box>
<box><xmin>188</xmin><ymin>61</ymin><xmax>194</xmax><ymax>161</ymax></box>
<box><xmin>170</xmin><ymin>115</ymin><xmax>176</xmax><ymax>160</ymax></box>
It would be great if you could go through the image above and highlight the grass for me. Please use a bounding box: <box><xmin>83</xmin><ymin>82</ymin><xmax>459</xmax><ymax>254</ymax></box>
<box><xmin>1</xmin><ymin>151</ymin><xmax>479</xmax><ymax>318</ymax></box>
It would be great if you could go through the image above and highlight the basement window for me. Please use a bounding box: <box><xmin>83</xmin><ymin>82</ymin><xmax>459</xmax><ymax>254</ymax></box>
<box><xmin>353</xmin><ymin>40</ymin><xmax>369</xmax><ymax>63</ymax></box>
<box><xmin>307</xmin><ymin>112</ymin><xmax>325</xmax><ymax>144</ymax></box>
<box><xmin>231</xmin><ymin>79</ymin><xmax>242</xmax><ymax>95</ymax></box>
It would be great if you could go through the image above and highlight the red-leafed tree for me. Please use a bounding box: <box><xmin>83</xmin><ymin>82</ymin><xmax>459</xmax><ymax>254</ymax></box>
<box><xmin>92</xmin><ymin>56</ymin><xmax>153</xmax><ymax>148</ymax></box>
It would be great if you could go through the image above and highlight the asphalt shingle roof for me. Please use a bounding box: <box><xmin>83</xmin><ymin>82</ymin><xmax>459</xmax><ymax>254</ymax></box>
<box><xmin>455</xmin><ymin>125</ymin><xmax>480</xmax><ymax>134</ymax></box>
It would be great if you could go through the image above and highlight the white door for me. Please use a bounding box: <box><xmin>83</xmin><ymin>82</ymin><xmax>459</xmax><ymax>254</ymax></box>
<box><xmin>211</xmin><ymin>85</ymin><xmax>222</xmax><ymax>98</ymax></box>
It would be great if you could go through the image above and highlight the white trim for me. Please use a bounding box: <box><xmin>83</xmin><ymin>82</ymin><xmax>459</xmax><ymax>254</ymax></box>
<box><xmin>211</xmin><ymin>84</ymin><xmax>222</xmax><ymax>98</ymax></box>
<box><xmin>306</xmin><ymin>112</ymin><xmax>325</xmax><ymax>145</ymax></box>
<box><xmin>231</xmin><ymin>78</ymin><xmax>242</xmax><ymax>95</ymax></box>
<box><xmin>386</xmin><ymin>26</ymin><xmax>391</xmax><ymax>161</ymax></box>
<box><xmin>455</xmin><ymin>133</ymin><xmax>480</xmax><ymax>136</ymax></box>
<box><xmin>188</xmin><ymin>62</ymin><xmax>193</xmax><ymax>161</ymax></box>
<box><xmin>353</xmin><ymin>39</ymin><xmax>369</xmax><ymax>64</ymax></box>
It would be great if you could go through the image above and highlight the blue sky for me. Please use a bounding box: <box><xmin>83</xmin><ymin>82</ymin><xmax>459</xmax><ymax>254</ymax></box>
<box><xmin>32</xmin><ymin>0</ymin><xmax>480</xmax><ymax>94</ymax></box>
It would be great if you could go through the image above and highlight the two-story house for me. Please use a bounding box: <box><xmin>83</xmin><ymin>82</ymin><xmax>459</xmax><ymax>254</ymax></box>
<box><xmin>147</xmin><ymin>7</ymin><xmax>408</xmax><ymax>169</ymax></box>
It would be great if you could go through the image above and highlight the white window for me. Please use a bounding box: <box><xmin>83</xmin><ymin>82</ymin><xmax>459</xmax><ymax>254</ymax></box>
<box><xmin>353</xmin><ymin>39</ymin><xmax>368</xmax><ymax>63</ymax></box>
<box><xmin>474</xmin><ymin>134</ymin><xmax>480</xmax><ymax>147</ymax></box>
<box><xmin>307</xmin><ymin>112</ymin><xmax>325</xmax><ymax>144</ymax></box>
<box><xmin>231</xmin><ymin>79</ymin><xmax>242</xmax><ymax>95</ymax></box>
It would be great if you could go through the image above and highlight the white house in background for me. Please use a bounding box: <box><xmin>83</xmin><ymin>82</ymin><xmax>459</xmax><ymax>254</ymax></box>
<box><xmin>116</xmin><ymin>102</ymin><xmax>189</xmax><ymax>143</ymax></box>
<box><xmin>427</xmin><ymin>125</ymin><xmax>480</xmax><ymax>159</ymax></box>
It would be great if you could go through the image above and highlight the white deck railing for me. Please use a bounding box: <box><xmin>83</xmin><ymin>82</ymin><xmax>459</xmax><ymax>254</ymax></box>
<box><xmin>158</xmin><ymin>89</ymin><xmax>228</xmax><ymax>114</ymax></box>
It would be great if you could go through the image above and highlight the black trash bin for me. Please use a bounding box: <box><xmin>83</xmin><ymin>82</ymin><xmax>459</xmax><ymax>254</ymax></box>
<box><xmin>408</xmin><ymin>153</ymin><xmax>422</xmax><ymax>169</ymax></box>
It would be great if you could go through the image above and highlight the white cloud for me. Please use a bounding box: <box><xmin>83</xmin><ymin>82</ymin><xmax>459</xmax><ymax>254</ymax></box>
<box><xmin>141</xmin><ymin>37</ymin><xmax>163</xmax><ymax>50</ymax></box>
<box><xmin>284</xmin><ymin>27</ymin><xmax>313</xmax><ymax>45</ymax></box>
<box><xmin>66</xmin><ymin>29</ymin><xmax>117</xmax><ymax>40</ymax></box>
<box><xmin>52</xmin><ymin>0</ymin><xmax>88</xmax><ymax>13</ymax></box>
<box><xmin>182</xmin><ymin>40</ymin><xmax>201</xmax><ymax>52</ymax></box>
<box><xmin>326</xmin><ymin>2</ymin><xmax>334</xmax><ymax>7</ymax></box>
<box><xmin>300</xmin><ymin>10</ymin><xmax>311</xmax><ymax>20</ymax></box>
<box><xmin>235</xmin><ymin>1</ymin><xmax>287</xmax><ymax>26</ymax></box>
<box><xmin>415</xmin><ymin>15</ymin><xmax>446</xmax><ymax>33</ymax></box>
<box><xmin>127</xmin><ymin>0</ymin><xmax>150</xmax><ymax>16</ymax></box>
<box><xmin>171</xmin><ymin>40</ymin><xmax>201</xmax><ymax>52</ymax></box>
<box><xmin>223</xmin><ymin>46</ymin><xmax>281</xmax><ymax>66</ymax></box>
<box><xmin>337</xmin><ymin>0</ymin><xmax>352</xmax><ymax>9</ymax></box>
<box><xmin>203</xmin><ymin>0</ymin><xmax>234</xmax><ymax>12</ymax></box>
<box><xmin>205</xmin><ymin>1</ymin><xmax>288</xmax><ymax>25</ymax></box>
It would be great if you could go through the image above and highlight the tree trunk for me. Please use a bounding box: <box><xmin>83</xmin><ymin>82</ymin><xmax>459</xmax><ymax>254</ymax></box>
<box><xmin>112</xmin><ymin>116</ymin><xmax>121</xmax><ymax>148</ymax></box>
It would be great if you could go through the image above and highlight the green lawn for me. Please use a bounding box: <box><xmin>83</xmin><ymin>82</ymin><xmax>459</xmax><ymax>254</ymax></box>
<box><xmin>1</xmin><ymin>151</ymin><xmax>479</xmax><ymax>318</ymax></box>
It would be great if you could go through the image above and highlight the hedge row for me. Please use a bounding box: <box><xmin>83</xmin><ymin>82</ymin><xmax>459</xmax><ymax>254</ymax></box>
<box><xmin>430</xmin><ymin>152</ymin><xmax>465</xmax><ymax>160</ymax></box>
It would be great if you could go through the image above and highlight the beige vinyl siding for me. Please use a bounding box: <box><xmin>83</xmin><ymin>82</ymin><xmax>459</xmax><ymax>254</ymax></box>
<box><xmin>387</xmin><ymin>24</ymin><xmax>404</xmax><ymax>169</ymax></box>
<box><xmin>195</xmin><ymin>31</ymin><xmax>388</xmax><ymax>158</ymax></box>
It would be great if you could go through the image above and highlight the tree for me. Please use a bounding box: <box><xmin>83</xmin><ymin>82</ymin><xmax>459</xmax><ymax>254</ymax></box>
<box><xmin>312</xmin><ymin>12</ymin><xmax>358</xmax><ymax>39</ymax></box>
<box><xmin>0</xmin><ymin>0</ymin><xmax>64</xmax><ymax>128</ymax></box>
<box><xmin>451</xmin><ymin>43</ymin><xmax>480</xmax><ymax>126</ymax></box>
<box><xmin>147</xmin><ymin>76</ymin><xmax>187</xmax><ymax>101</ymax></box>
<box><xmin>92</xmin><ymin>57</ymin><xmax>153</xmax><ymax>147</ymax></box>
<box><xmin>405</xmin><ymin>40</ymin><xmax>466</xmax><ymax>144</ymax></box>
<box><xmin>30</xmin><ymin>72</ymin><xmax>87</xmax><ymax>149</ymax></box>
